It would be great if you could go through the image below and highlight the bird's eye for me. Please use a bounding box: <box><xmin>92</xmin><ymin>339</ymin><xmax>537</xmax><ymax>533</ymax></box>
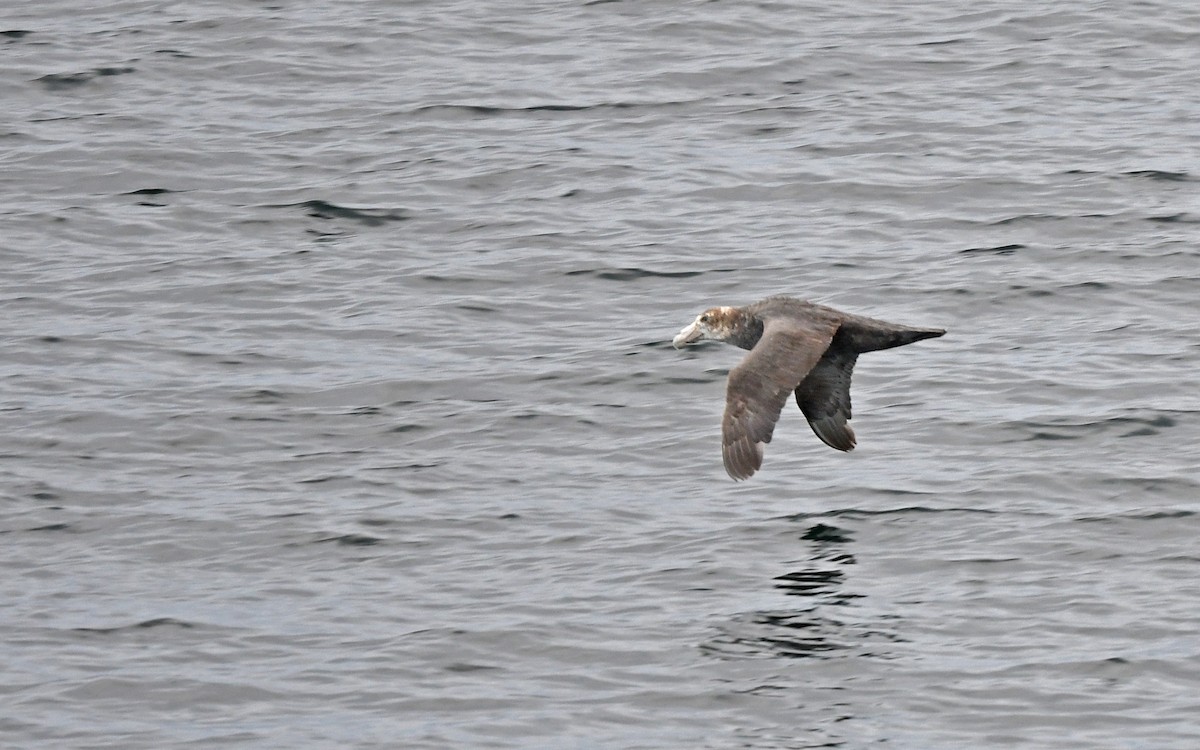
<box><xmin>700</xmin><ymin>315</ymin><xmax>710</xmax><ymax>324</ymax></box>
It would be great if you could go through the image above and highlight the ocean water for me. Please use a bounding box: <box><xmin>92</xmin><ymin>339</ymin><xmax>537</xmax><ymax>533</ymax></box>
<box><xmin>3</xmin><ymin>1</ymin><xmax>1199</xmax><ymax>747</ymax></box>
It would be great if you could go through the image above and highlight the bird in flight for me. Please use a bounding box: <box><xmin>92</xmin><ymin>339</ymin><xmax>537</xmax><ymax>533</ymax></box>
<box><xmin>673</xmin><ymin>295</ymin><xmax>945</xmax><ymax>480</ymax></box>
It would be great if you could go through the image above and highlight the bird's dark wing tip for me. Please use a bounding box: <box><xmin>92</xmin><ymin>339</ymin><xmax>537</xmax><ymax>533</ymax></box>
<box><xmin>808</xmin><ymin>416</ymin><xmax>856</xmax><ymax>452</ymax></box>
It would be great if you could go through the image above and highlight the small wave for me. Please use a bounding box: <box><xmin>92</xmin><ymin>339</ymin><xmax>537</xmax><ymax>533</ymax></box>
<box><xmin>1146</xmin><ymin>213</ymin><xmax>1200</xmax><ymax>224</ymax></box>
<box><xmin>801</xmin><ymin>523</ymin><xmax>853</xmax><ymax>543</ymax></box>
<box><xmin>773</xmin><ymin>568</ymin><xmax>847</xmax><ymax>597</ymax></box>
<box><xmin>273</xmin><ymin>200</ymin><xmax>409</xmax><ymax>226</ymax></box>
<box><xmin>989</xmin><ymin>213</ymin><xmax>1113</xmax><ymax>225</ymax></box>
<box><xmin>960</xmin><ymin>243</ymin><xmax>1024</xmax><ymax>255</ymax></box>
<box><xmin>35</xmin><ymin>66</ymin><xmax>136</xmax><ymax>90</ymax></box>
<box><xmin>1076</xmin><ymin>509</ymin><xmax>1194</xmax><ymax>523</ymax></box>
<box><xmin>564</xmin><ymin>267</ymin><xmax>707</xmax><ymax>281</ymax></box>
<box><xmin>74</xmin><ymin>617</ymin><xmax>195</xmax><ymax>635</ymax></box>
<box><xmin>1010</xmin><ymin>414</ymin><xmax>1178</xmax><ymax>442</ymax></box>
<box><xmin>123</xmin><ymin>188</ymin><xmax>178</xmax><ymax>196</ymax></box>
<box><xmin>780</xmin><ymin>505</ymin><xmax>1003</xmax><ymax>523</ymax></box>
<box><xmin>26</xmin><ymin>522</ymin><xmax>70</xmax><ymax>532</ymax></box>
<box><xmin>313</xmin><ymin>533</ymin><xmax>383</xmax><ymax>546</ymax></box>
<box><xmin>234</xmin><ymin>388</ymin><xmax>290</xmax><ymax>403</ymax></box>
<box><xmin>1123</xmin><ymin>169</ymin><xmax>1193</xmax><ymax>182</ymax></box>
<box><xmin>410</xmin><ymin>100</ymin><xmax>691</xmax><ymax>117</ymax></box>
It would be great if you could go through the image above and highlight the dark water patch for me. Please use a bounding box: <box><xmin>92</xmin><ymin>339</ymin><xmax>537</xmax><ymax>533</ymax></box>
<box><xmin>36</xmin><ymin>72</ymin><xmax>94</xmax><ymax>90</ymax></box>
<box><xmin>418</xmin><ymin>274</ymin><xmax>503</xmax><ymax>284</ymax></box>
<box><xmin>1026</xmin><ymin>430</ymin><xmax>1081</xmax><ymax>441</ymax></box>
<box><xmin>1007</xmin><ymin>284</ymin><xmax>1055</xmax><ymax>297</ymax></box>
<box><xmin>1123</xmin><ymin>169</ymin><xmax>1192</xmax><ymax>182</ymax></box>
<box><xmin>784</xmin><ymin>505</ymin><xmax>1001</xmax><ymax>523</ymax></box>
<box><xmin>315</xmin><ymin>533</ymin><xmax>383</xmax><ymax>546</ymax></box>
<box><xmin>411</xmin><ymin>101</ymin><xmax>688</xmax><ymax>118</ymax></box>
<box><xmin>801</xmin><ymin>523</ymin><xmax>852</xmax><ymax>544</ymax></box>
<box><xmin>388</xmin><ymin>423</ymin><xmax>426</xmax><ymax>433</ymax></box>
<box><xmin>276</xmin><ymin>200</ymin><xmax>409</xmax><ymax>226</ymax></box>
<box><xmin>235</xmin><ymin>388</ymin><xmax>289</xmax><ymax>403</ymax></box>
<box><xmin>297</xmin><ymin>474</ymin><xmax>352</xmax><ymax>484</ymax></box>
<box><xmin>638</xmin><ymin>339</ymin><xmax>678</xmax><ymax>351</ymax></box>
<box><xmin>154</xmin><ymin>49</ymin><xmax>194</xmax><ymax>58</ymax></box>
<box><xmin>228</xmin><ymin>415</ymin><xmax>289</xmax><ymax>425</ymax></box>
<box><xmin>26</xmin><ymin>522</ymin><xmax>71</xmax><ymax>532</ymax></box>
<box><xmin>508</xmin><ymin>411</ymin><xmax>598</xmax><ymax>427</ymax></box>
<box><xmin>1099</xmin><ymin>476</ymin><xmax>1198</xmax><ymax>497</ymax></box>
<box><xmin>124</xmin><ymin>187</ymin><xmax>177</xmax><ymax>196</ymax></box>
<box><xmin>1147</xmin><ymin>213</ymin><xmax>1200</xmax><ymax>224</ymax></box>
<box><xmin>74</xmin><ymin>617</ymin><xmax>195</xmax><ymax>635</ymax></box>
<box><xmin>1013</xmin><ymin>415</ymin><xmax>1177</xmax><ymax>443</ymax></box>
<box><xmin>1120</xmin><ymin>427</ymin><xmax>1158</xmax><ymax>437</ymax></box>
<box><xmin>457</xmin><ymin>304</ymin><xmax>498</xmax><ymax>313</ymax></box>
<box><xmin>702</xmin><ymin>612</ymin><xmax>843</xmax><ymax>660</ymax></box>
<box><xmin>565</xmin><ymin>267</ymin><xmax>706</xmax><ymax>281</ymax></box>
<box><xmin>36</xmin><ymin>66</ymin><xmax>136</xmax><ymax>90</ymax></box>
<box><xmin>989</xmin><ymin>213</ymin><xmax>1112</xmax><ymax>225</ymax></box>
<box><xmin>662</xmin><ymin>375</ymin><xmax>720</xmax><ymax>385</ymax></box>
<box><xmin>754</xmin><ymin>637</ymin><xmax>843</xmax><ymax>659</ymax></box>
<box><xmin>29</xmin><ymin>112</ymin><xmax>109</xmax><ymax>123</ymax></box>
<box><xmin>357</xmin><ymin>518</ymin><xmax>394</xmax><ymax>527</ymax></box>
<box><xmin>774</xmin><ymin>568</ymin><xmax>846</xmax><ymax>597</ymax></box>
<box><xmin>702</xmin><ymin>609</ymin><xmax>889</xmax><ymax>661</ymax></box>
<box><xmin>445</xmin><ymin>662</ymin><xmax>500</xmax><ymax>673</ymax></box>
<box><xmin>3</xmin><ymin>29</ymin><xmax>32</xmax><ymax>40</ymax></box>
<box><xmin>1077</xmin><ymin>509</ymin><xmax>1194</xmax><ymax>523</ymax></box>
<box><xmin>303</xmin><ymin>229</ymin><xmax>348</xmax><ymax>243</ymax></box>
<box><xmin>960</xmin><ymin>243</ymin><xmax>1023</xmax><ymax>255</ymax></box>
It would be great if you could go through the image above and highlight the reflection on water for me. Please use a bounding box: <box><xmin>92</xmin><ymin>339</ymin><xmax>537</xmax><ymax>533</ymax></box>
<box><xmin>704</xmin><ymin>522</ymin><xmax>900</xmax><ymax>661</ymax></box>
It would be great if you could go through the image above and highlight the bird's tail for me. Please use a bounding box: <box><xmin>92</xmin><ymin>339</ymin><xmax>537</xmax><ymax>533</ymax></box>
<box><xmin>840</xmin><ymin>320</ymin><xmax>946</xmax><ymax>353</ymax></box>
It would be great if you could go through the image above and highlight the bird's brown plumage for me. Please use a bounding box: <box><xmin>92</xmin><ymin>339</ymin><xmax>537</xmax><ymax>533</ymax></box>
<box><xmin>721</xmin><ymin>314</ymin><xmax>838</xmax><ymax>480</ymax></box>
<box><xmin>674</xmin><ymin>296</ymin><xmax>944</xmax><ymax>480</ymax></box>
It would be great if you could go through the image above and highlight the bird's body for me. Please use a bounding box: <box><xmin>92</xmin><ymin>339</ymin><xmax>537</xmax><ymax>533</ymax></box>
<box><xmin>672</xmin><ymin>295</ymin><xmax>945</xmax><ymax>480</ymax></box>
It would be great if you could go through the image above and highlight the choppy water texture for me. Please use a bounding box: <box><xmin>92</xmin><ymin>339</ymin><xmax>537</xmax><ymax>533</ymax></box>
<box><xmin>4</xmin><ymin>1</ymin><xmax>1200</xmax><ymax>748</ymax></box>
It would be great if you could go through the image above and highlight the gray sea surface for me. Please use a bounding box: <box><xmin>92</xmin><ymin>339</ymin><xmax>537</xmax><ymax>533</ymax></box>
<box><xmin>4</xmin><ymin>1</ymin><xmax>1200</xmax><ymax>748</ymax></box>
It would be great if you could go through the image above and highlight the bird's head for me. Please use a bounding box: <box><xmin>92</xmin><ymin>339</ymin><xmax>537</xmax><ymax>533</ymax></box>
<box><xmin>673</xmin><ymin>306</ymin><xmax>739</xmax><ymax>348</ymax></box>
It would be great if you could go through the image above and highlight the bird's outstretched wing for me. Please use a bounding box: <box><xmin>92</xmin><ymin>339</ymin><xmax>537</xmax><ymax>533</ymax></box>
<box><xmin>721</xmin><ymin>317</ymin><xmax>838</xmax><ymax>480</ymax></box>
<box><xmin>795</xmin><ymin>346</ymin><xmax>857</xmax><ymax>452</ymax></box>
